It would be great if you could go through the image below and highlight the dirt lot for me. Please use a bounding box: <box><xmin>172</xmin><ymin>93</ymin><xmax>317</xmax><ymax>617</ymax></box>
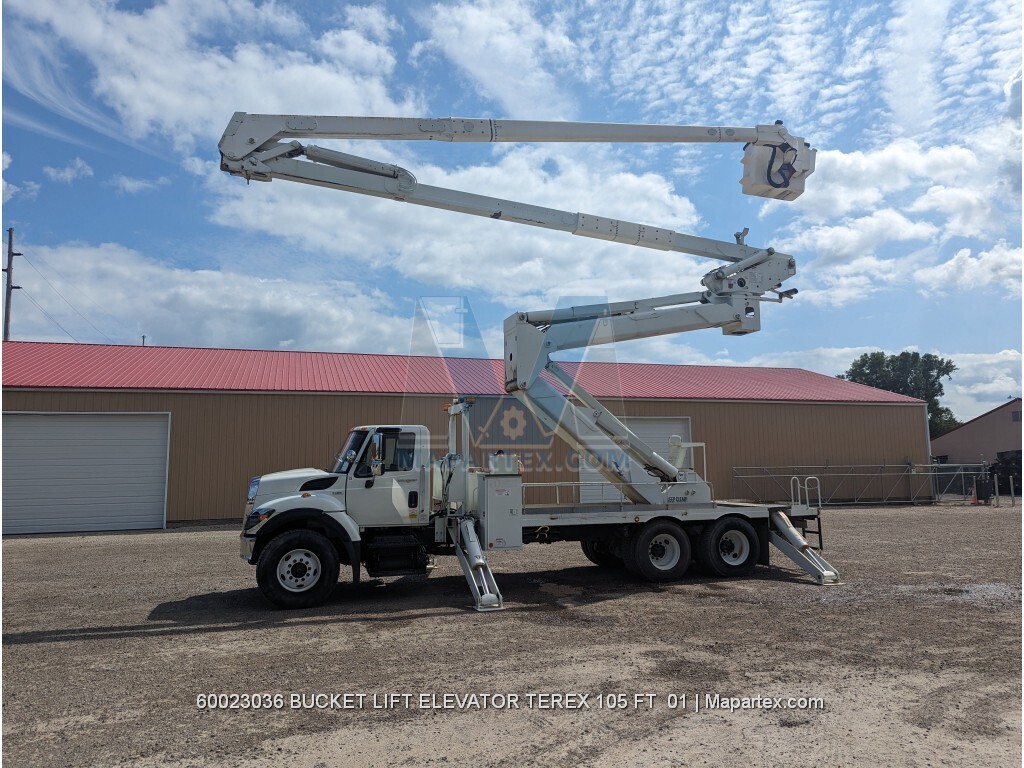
<box><xmin>2</xmin><ymin>505</ymin><xmax>1021</xmax><ymax>767</ymax></box>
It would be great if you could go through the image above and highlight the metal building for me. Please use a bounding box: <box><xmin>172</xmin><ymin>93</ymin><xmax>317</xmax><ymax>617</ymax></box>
<box><xmin>931</xmin><ymin>397</ymin><xmax>1022</xmax><ymax>466</ymax></box>
<box><xmin>2</xmin><ymin>341</ymin><xmax>930</xmax><ymax>533</ymax></box>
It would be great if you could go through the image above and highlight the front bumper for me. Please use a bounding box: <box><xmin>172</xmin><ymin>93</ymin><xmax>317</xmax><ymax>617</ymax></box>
<box><xmin>240</xmin><ymin>533</ymin><xmax>257</xmax><ymax>564</ymax></box>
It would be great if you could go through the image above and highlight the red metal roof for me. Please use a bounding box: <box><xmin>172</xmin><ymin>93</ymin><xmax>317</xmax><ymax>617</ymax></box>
<box><xmin>1</xmin><ymin>341</ymin><xmax>922</xmax><ymax>404</ymax></box>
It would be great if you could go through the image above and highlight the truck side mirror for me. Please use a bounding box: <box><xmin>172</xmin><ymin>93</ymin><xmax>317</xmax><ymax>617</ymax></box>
<box><xmin>371</xmin><ymin>459</ymin><xmax>384</xmax><ymax>476</ymax></box>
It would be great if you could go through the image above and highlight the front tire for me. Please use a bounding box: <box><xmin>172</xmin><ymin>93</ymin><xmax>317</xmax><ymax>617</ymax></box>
<box><xmin>256</xmin><ymin>529</ymin><xmax>340</xmax><ymax>608</ymax></box>
<box><xmin>625</xmin><ymin>521</ymin><xmax>691</xmax><ymax>581</ymax></box>
<box><xmin>697</xmin><ymin>517</ymin><xmax>759</xmax><ymax>578</ymax></box>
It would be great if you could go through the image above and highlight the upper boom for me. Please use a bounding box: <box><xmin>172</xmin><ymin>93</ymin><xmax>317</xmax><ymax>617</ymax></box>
<box><xmin>219</xmin><ymin>112</ymin><xmax>815</xmax><ymax>201</ymax></box>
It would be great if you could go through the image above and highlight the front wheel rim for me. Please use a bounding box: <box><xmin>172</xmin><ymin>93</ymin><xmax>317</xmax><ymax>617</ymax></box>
<box><xmin>718</xmin><ymin>530</ymin><xmax>751</xmax><ymax>565</ymax></box>
<box><xmin>277</xmin><ymin>549</ymin><xmax>322</xmax><ymax>592</ymax></box>
<box><xmin>648</xmin><ymin>534</ymin><xmax>681</xmax><ymax>570</ymax></box>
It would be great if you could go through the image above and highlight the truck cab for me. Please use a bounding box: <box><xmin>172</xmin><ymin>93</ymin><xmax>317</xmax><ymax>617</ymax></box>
<box><xmin>334</xmin><ymin>425</ymin><xmax>430</xmax><ymax>527</ymax></box>
<box><xmin>240</xmin><ymin>425</ymin><xmax>433</xmax><ymax>607</ymax></box>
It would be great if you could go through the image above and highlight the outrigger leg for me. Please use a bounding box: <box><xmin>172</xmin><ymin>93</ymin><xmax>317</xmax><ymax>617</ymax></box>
<box><xmin>769</xmin><ymin>510</ymin><xmax>841</xmax><ymax>585</ymax></box>
<box><xmin>449</xmin><ymin>518</ymin><xmax>504</xmax><ymax>611</ymax></box>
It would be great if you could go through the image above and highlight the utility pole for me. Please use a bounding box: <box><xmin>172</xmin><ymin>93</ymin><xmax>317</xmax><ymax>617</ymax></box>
<box><xmin>4</xmin><ymin>227</ymin><xmax>22</xmax><ymax>342</ymax></box>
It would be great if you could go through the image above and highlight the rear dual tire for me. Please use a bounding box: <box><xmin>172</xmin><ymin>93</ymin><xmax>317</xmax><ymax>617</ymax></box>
<box><xmin>624</xmin><ymin>521</ymin><xmax>691</xmax><ymax>581</ymax></box>
<box><xmin>697</xmin><ymin>517</ymin><xmax>759</xmax><ymax>578</ymax></box>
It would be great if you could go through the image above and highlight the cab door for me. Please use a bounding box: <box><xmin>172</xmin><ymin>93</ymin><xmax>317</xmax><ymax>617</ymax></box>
<box><xmin>345</xmin><ymin>428</ymin><xmax>423</xmax><ymax>526</ymax></box>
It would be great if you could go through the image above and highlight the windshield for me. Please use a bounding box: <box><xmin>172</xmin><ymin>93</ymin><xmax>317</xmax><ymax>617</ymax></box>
<box><xmin>332</xmin><ymin>429</ymin><xmax>369</xmax><ymax>473</ymax></box>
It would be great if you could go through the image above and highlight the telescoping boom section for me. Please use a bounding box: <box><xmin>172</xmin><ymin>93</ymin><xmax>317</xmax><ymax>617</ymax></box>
<box><xmin>223</xmin><ymin>112</ymin><xmax>839</xmax><ymax>612</ymax></box>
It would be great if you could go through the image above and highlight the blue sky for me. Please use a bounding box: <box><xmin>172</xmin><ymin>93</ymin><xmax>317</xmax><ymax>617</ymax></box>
<box><xmin>1</xmin><ymin>0</ymin><xmax>1021</xmax><ymax>421</ymax></box>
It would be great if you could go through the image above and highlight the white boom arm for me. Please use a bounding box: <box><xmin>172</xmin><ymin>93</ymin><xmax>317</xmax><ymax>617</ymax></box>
<box><xmin>220</xmin><ymin>113</ymin><xmax>814</xmax><ymax>203</ymax></box>
<box><xmin>504</xmin><ymin>280</ymin><xmax>791</xmax><ymax>504</ymax></box>
<box><xmin>218</xmin><ymin>112</ymin><xmax>813</xmax><ymax>505</ymax></box>
<box><xmin>219</xmin><ymin>112</ymin><xmax>815</xmax><ymax>275</ymax></box>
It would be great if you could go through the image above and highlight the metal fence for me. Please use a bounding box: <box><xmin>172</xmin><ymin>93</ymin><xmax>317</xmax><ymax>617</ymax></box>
<box><xmin>730</xmin><ymin>463</ymin><xmax>993</xmax><ymax>506</ymax></box>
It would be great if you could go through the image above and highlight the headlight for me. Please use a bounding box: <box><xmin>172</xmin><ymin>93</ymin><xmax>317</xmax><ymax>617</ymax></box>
<box><xmin>243</xmin><ymin>477</ymin><xmax>261</xmax><ymax>522</ymax></box>
<box><xmin>244</xmin><ymin>507</ymin><xmax>275</xmax><ymax>531</ymax></box>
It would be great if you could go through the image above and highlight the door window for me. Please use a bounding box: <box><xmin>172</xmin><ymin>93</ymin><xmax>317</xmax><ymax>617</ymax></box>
<box><xmin>382</xmin><ymin>431</ymin><xmax>417</xmax><ymax>472</ymax></box>
<box><xmin>353</xmin><ymin>430</ymin><xmax>416</xmax><ymax>477</ymax></box>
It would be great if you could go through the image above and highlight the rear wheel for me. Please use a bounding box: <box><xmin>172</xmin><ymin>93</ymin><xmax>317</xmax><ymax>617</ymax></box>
<box><xmin>625</xmin><ymin>521</ymin><xmax>691</xmax><ymax>581</ymax></box>
<box><xmin>698</xmin><ymin>517</ymin><xmax>759</xmax><ymax>578</ymax></box>
<box><xmin>581</xmin><ymin>539</ymin><xmax>622</xmax><ymax>568</ymax></box>
<box><xmin>256</xmin><ymin>529</ymin><xmax>340</xmax><ymax>608</ymax></box>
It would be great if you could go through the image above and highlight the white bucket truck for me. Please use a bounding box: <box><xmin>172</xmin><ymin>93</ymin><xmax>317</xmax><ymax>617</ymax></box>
<box><xmin>221</xmin><ymin>113</ymin><xmax>839</xmax><ymax>609</ymax></box>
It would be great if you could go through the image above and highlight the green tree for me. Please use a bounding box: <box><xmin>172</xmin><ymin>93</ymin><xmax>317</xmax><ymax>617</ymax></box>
<box><xmin>838</xmin><ymin>351</ymin><xmax>961</xmax><ymax>438</ymax></box>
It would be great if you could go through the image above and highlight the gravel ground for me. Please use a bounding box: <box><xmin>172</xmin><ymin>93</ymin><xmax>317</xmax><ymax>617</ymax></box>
<box><xmin>3</xmin><ymin>505</ymin><xmax>1021</xmax><ymax>767</ymax></box>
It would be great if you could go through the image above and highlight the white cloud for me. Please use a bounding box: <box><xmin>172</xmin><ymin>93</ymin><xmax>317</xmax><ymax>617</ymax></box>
<box><xmin>907</xmin><ymin>185</ymin><xmax>996</xmax><ymax>239</ymax></box>
<box><xmin>784</xmin><ymin>209</ymin><xmax>937</xmax><ymax>266</ymax></box>
<box><xmin>317</xmin><ymin>6</ymin><xmax>399</xmax><ymax>74</ymax></box>
<box><xmin>2</xmin><ymin>107</ymin><xmax>101</xmax><ymax>150</ymax></box>
<box><xmin>879</xmin><ymin>0</ymin><xmax>954</xmax><ymax>136</ymax></box>
<box><xmin>1</xmin><ymin>21</ymin><xmax>136</xmax><ymax>149</ymax></box>
<box><xmin>13</xmin><ymin>241</ymin><xmax>416</xmax><ymax>353</ymax></box>
<box><xmin>344</xmin><ymin>4</ymin><xmax>399</xmax><ymax>41</ymax></box>
<box><xmin>568</xmin><ymin>0</ymin><xmax>883</xmax><ymax>144</ymax></box>
<box><xmin>316</xmin><ymin>29</ymin><xmax>396</xmax><ymax>74</ymax></box>
<box><xmin>771</xmin><ymin>140</ymin><xmax>980</xmax><ymax>222</ymax></box>
<box><xmin>1006</xmin><ymin>67</ymin><xmax>1023</xmax><ymax>121</ymax></box>
<box><xmin>2</xmin><ymin>0</ymin><xmax>424</xmax><ymax>153</ymax></box>
<box><xmin>414</xmin><ymin>0</ymin><xmax>577</xmax><ymax>119</ymax></box>
<box><xmin>2</xmin><ymin>152</ymin><xmax>13</xmax><ymax>203</ymax></box>
<box><xmin>109</xmin><ymin>174</ymin><xmax>171</xmax><ymax>194</ymax></box>
<box><xmin>763</xmin><ymin>99</ymin><xmax>1020</xmax><ymax>303</ymax></box>
<box><xmin>2</xmin><ymin>152</ymin><xmax>41</xmax><ymax>202</ymax></box>
<box><xmin>915</xmin><ymin>242</ymin><xmax>1022</xmax><ymax>298</ymax></box>
<box><xmin>934</xmin><ymin>0</ymin><xmax>1022</xmax><ymax>135</ymax></box>
<box><xmin>42</xmin><ymin>157</ymin><xmax>93</xmax><ymax>184</ymax></box>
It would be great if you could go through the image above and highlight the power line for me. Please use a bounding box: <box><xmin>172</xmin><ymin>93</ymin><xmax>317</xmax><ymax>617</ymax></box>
<box><xmin>19</xmin><ymin>288</ymin><xmax>79</xmax><ymax>341</ymax></box>
<box><xmin>28</xmin><ymin>251</ymin><xmax>121</xmax><ymax>331</ymax></box>
<box><xmin>21</xmin><ymin>254</ymin><xmax>115</xmax><ymax>342</ymax></box>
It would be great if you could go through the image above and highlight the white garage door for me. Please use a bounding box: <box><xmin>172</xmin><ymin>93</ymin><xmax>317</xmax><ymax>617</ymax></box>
<box><xmin>579</xmin><ymin>417</ymin><xmax>690</xmax><ymax>504</ymax></box>
<box><xmin>2</xmin><ymin>413</ymin><xmax>169</xmax><ymax>534</ymax></box>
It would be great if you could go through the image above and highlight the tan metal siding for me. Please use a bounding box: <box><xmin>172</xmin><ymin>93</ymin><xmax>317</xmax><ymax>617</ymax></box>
<box><xmin>463</xmin><ymin>396</ymin><xmax>929</xmax><ymax>503</ymax></box>
<box><xmin>931</xmin><ymin>400</ymin><xmax>1022</xmax><ymax>464</ymax></box>
<box><xmin>4</xmin><ymin>389</ymin><xmax>929</xmax><ymax>519</ymax></box>
<box><xmin>609</xmin><ymin>399</ymin><xmax>930</xmax><ymax>500</ymax></box>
